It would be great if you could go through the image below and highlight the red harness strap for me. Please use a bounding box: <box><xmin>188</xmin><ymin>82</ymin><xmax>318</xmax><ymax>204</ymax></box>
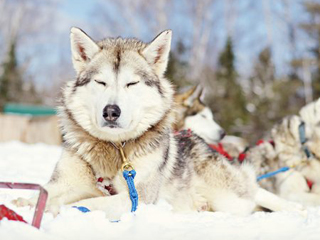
<box><xmin>97</xmin><ymin>177</ymin><xmax>117</xmax><ymax>195</ymax></box>
<box><xmin>306</xmin><ymin>179</ymin><xmax>314</xmax><ymax>190</ymax></box>
<box><xmin>256</xmin><ymin>139</ymin><xmax>275</xmax><ymax>147</ymax></box>
<box><xmin>238</xmin><ymin>152</ymin><xmax>247</xmax><ymax>163</ymax></box>
<box><xmin>209</xmin><ymin>143</ymin><xmax>233</xmax><ymax>161</ymax></box>
<box><xmin>238</xmin><ymin>139</ymin><xmax>275</xmax><ymax>163</ymax></box>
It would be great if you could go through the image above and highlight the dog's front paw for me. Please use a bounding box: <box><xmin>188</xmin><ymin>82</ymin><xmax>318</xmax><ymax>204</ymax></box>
<box><xmin>11</xmin><ymin>197</ymin><xmax>37</xmax><ymax>208</ymax></box>
<box><xmin>45</xmin><ymin>204</ymin><xmax>61</xmax><ymax>217</ymax></box>
<box><xmin>284</xmin><ymin>201</ymin><xmax>307</xmax><ymax>217</ymax></box>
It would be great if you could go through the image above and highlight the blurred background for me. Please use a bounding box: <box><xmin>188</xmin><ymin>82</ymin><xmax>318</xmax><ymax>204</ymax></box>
<box><xmin>0</xmin><ymin>0</ymin><xmax>320</xmax><ymax>144</ymax></box>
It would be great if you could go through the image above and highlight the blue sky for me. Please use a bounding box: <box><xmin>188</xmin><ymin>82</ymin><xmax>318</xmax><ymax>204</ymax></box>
<box><xmin>61</xmin><ymin>0</ymin><xmax>94</xmax><ymax>19</ymax></box>
<box><xmin>10</xmin><ymin>0</ymin><xmax>313</xmax><ymax>89</ymax></box>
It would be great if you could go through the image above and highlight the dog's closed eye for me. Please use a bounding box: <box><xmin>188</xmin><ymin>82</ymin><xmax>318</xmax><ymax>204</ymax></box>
<box><xmin>127</xmin><ymin>81</ymin><xmax>140</xmax><ymax>88</ymax></box>
<box><xmin>95</xmin><ymin>80</ymin><xmax>107</xmax><ymax>86</ymax></box>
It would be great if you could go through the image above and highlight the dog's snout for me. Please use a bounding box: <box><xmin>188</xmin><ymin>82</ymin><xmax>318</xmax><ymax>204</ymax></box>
<box><xmin>220</xmin><ymin>129</ymin><xmax>226</xmax><ymax>140</ymax></box>
<box><xmin>103</xmin><ymin>105</ymin><xmax>121</xmax><ymax>122</ymax></box>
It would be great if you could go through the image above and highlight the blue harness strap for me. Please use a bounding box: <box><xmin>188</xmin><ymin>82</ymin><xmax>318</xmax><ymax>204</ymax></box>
<box><xmin>123</xmin><ymin>169</ymin><xmax>138</xmax><ymax>212</ymax></box>
<box><xmin>257</xmin><ymin>121</ymin><xmax>314</xmax><ymax>182</ymax></box>
<box><xmin>257</xmin><ymin>166</ymin><xmax>290</xmax><ymax>181</ymax></box>
<box><xmin>299</xmin><ymin>122</ymin><xmax>307</xmax><ymax>144</ymax></box>
<box><xmin>299</xmin><ymin>121</ymin><xmax>313</xmax><ymax>158</ymax></box>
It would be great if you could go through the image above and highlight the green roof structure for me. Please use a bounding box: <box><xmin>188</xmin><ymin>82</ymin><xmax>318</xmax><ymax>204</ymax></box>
<box><xmin>3</xmin><ymin>103</ymin><xmax>56</xmax><ymax>116</ymax></box>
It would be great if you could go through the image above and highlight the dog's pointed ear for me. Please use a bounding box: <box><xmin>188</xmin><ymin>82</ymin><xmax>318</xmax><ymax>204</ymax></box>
<box><xmin>175</xmin><ymin>86</ymin><xmax>197</xmax><ymax>103</ymax></box>
<box><xmin>142</xmin><ymin>30</ymin><xmax>172</xmax><ymax>76</ymax></box>
<box><xmin>184</xmin><ymin>85</ymin><xmax>204</xmax><ymax>106</ymax></box>
<box><xmin>197</xmin><ymin>87</ymin><xmax>205</xmax><ymax>101</ymax></box>
<box><xmin>70</xmin><ymin>27</ymin><xmax>100</xmax><ymax>73</ymax></box>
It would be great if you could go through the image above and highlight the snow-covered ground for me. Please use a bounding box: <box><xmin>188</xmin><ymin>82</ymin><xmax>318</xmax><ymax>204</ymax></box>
<box><xmin>0</xmin><ymin>141</ymin><xmax>320</xmax><ymax>240</ymax></box>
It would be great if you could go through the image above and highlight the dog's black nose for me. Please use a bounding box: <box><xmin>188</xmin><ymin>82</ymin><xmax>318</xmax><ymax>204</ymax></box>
<box><xmin>220</xmin><ymin>129</ymin><xmax>226</xmax><ymax>139</ymax></box>
<box><xmin>103</xmin><ymin>105</ymin><xmax>121</xmax><ymax>122</ymax></box>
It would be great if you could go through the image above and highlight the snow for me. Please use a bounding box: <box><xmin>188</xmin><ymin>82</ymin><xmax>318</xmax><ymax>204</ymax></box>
<box><xmin>1</xmin><ymin>141</ymin><xmax>320</xmax><ymax>240</ymax></box>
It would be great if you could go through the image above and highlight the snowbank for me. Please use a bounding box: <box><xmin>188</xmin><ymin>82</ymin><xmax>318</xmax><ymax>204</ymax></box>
<box><xmin>0</xmin><ymin>141</ymin><xmax>320</xmax><ymax>240</ymax></box>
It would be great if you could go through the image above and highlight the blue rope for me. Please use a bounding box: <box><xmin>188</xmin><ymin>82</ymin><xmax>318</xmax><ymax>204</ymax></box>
<box><xmin>257</xmin><ymin>166</ymin><xmax>290</xmax><ymax>181</ymax></box>
<box><xmin>73</xmin><ymin>206</ymin><xmax>90</xmax><ymax>213</ymax></box>
<box><xmin>123</xmin><ymin>169</ymin><xmax>138</xmax><ymax>212</ymax></box>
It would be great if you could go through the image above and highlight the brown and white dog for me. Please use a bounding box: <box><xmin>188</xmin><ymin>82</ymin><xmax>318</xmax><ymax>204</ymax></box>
<box><xmin>173</xmin><ymin>86</ymin><xmax>225</xmax><ymax>144</ymax></box>
<box><xmin>174</xmin><ymin>86</ymin><xmax>248</xmax><ymax>157</ymax></box>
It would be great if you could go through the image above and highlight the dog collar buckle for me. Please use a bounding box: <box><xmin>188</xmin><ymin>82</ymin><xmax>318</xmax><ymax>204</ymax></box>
<box><xmin>121</xmin><ymin>162</ymin><xmax>134</xmax><ymax>172</ymax></box>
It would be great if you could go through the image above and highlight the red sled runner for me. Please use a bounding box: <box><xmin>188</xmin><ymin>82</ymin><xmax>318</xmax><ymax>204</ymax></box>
<box><xmin>0</xmin><ymin>182</ymin><xmax>48</xmax><ymax>228</ymax></box>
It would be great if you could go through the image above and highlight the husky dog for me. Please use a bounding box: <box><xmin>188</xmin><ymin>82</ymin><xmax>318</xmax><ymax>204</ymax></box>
<box><xmin>174</xmin><ymin>86</ymin><xmax>225</xmax><ymax>144</ymax></box>
<box><xmin>245</xmin><ymin>115</ymin><xmax>320</xmax><ymax>206</ymax></box>
<box><xmin>299</xmin><ymin>99</ymin><xmax>320</xmax><ymax>194</ymax></box>
<box><xmin>300</xmin><ymin>98</ymin><xmax>320</xmax><ymax>157</ymax></box>
<box><xmin>299</xmin><ymin>98</ymin><xmax>320</xmax><ymax>131</ymax></box>
<box><xmin>174</xmin><ymin>88</ymin><xmax>247</xmax><ymax>156</ymax></box>
<box><xmin>14</xmin><ymin>28</ymin><xmax>303</xmax><ymax>219</ymax></box>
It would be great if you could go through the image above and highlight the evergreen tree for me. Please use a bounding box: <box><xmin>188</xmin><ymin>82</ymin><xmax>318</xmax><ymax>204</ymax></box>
<box><xmin>0</xmin><ymin>39</ymin><xmax>41</xmax><ymax>110</ymax></box>
<box><xmin>248</xmin><ymin>47</ymin><xmax>304</xmax><ymax>142</ymax></box>
<box><xmin>166</xmin><ymin>41</ymin><xmax>190</xmax><ymax>88</ymax></box>
<box><xmin>298</xmin><ymin>1</ymin><xmax>320</xmax><ymax>99</ymax></box>
<box><xmin>248</xmin><ymin>47</ymin><xmax>276</xmax><ymax>140</ymax></box>
<box><xmin>0</xmin><ymin>40</ymin><xmax>24</xmax><ymax>109</ymax></box>
<box><xmin>209</xmin><ymin>37</ymin><xmax>248</xmax><ymax>134</ymax></box>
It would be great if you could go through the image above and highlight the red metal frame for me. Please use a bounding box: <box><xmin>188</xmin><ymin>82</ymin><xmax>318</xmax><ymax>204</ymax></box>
<box><xmin>0</xmin><ymin>182</ymin><xmax>48</xmax><ymax>228</ymax></box>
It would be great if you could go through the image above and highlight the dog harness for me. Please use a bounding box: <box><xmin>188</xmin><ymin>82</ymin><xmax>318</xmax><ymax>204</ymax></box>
<box><xmin>96</xmin><ymin>177</ymin><xmax>117</xmax><ymax>196</ymax></box>
<box><xmin>242</xmin><ymin>131</ymin><xmax>315</xmax><ymax>188</ymax></box>
<box><xmin>298</xmin><ymin>121</ymin><xmax>313</xmax><ymax>159</ymax></box>
<box><xmin>298</xmin><ymin>122</ymin><xmax>314</xmax><ymax>189</ymax></box>
<box><xmin>209</xmin><ymin>143</ymin><xmax>233</xmax><ymax>160</ymax></box>
<box><xmin>177</xmin><ymin>129</ymin><xmax>315</xmax><ymax>189</ymax></box>
<box><xmin>75</xmin><ymin>142</ymin><xmax>139</xmax><ymax>214</ymax></box>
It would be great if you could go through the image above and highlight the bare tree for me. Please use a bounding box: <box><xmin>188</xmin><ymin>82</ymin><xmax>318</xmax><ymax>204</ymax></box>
<box><xmin>0</xmin><ymin>0</ymin><xmax>59</xmax><ymax>105</ymax></box>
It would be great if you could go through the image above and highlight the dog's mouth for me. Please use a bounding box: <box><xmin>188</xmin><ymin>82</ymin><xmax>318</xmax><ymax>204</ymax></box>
<box><xmin>102</xmin><ymin>121</ymin><xmax>120</xmax><ymax>129</ymax></box>
<box><xmin>220</xmin><ymin>132</ymin><xmax>226</xmax><ymax>141</ymax></box>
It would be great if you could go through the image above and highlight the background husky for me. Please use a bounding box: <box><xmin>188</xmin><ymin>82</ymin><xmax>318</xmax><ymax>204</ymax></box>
<box><xmin>300</xmin><ymin>98</ymin><xmax>320</xmax><ymax>157</ymax></box>
<box><xmin>245</xmin><ymin>115</ymin><xmax>320</xmax><ymax>206</ymax></box>
<box><xmin>14</xmin><ymin>28</ymin><xmax>304</xmax><ymax>219</ymax></box>
<box><xmin>299</xmin><ymin>99</ymin><xmax>320</xmax><ymax>195</ymax></box>
<box><xmin>300</xmin><ymin>98</ymin><xmax>320</xmax><ymax>132</ymax></box>
<box><xmin>174</xmin><ymin>87</ymin><xmax>248</xmax><ymax>157</ymax></box>
<box><xmin>175</xmin><ymin>84</ymin><xmax>320</xmax><ymax>207</ymax></box>
<box><xmin>174</xmin><ymin>86</ymin><xmax>225</xmax><ymax>144</ymax></box>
